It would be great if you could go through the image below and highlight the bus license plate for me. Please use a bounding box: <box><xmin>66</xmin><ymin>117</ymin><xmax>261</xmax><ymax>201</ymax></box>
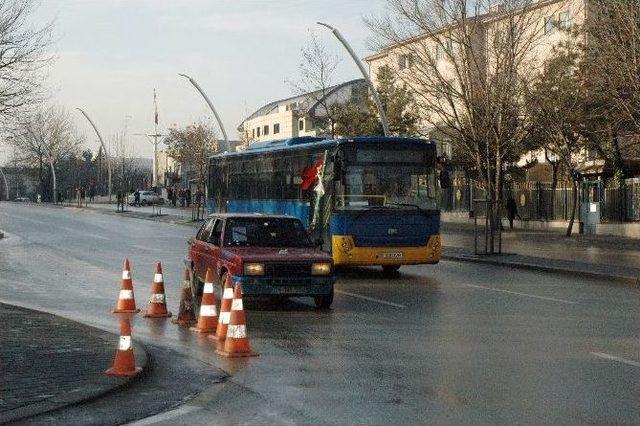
<box><xmin>383</xmin><ymin>252</ymin><xmax>403</xmax><ymax>259</ymax></box>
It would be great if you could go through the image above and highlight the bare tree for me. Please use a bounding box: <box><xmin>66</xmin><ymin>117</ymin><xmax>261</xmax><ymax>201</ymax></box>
<box><xmin>164</xmin><ymin>122</ymin><xmax>217</xmax><ymax>218</ymax></box>
<box><xmin>0</xmin><ymin>0</ymin><xmax>53</xmax><ymax>125</ymax></box>
<box><xmin>290</xmin><ymin>33</ymin><xmax>341</xmax><ymax>137</ymax></box>
<box><xmin>582</xmin><ymin>0</ymin><xmax>640</xmax><ymax>180</ymax></box>
<box><xmin>367</xmin><ymin>0</ymin><xmax>564</xmax><ymax>252</ymax></box>
<box><xmin>8</xmin><ymin>106</ymin><xmax>82</xmax><ymax>201</ymax></box>
<box><xmin>526</xmin><ymin>43</ymin><xmax>587</xmax><ymax>236</ymax></box>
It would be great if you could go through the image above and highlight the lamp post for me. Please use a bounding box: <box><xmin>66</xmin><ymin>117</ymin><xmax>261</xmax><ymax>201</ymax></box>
<box><xmin>76</xmin><ymin>108</ymin><xmax>112</xmax><ymax>202</ymax></box>
<box><xmin>317</xmin><ymin>22</ymin><xmax>390</xmax><ymax>137</ymax></box>
<box><xmin>0</xmin><ymin>151</ymin><xmax>9</xmax><ymax>201</ymax></box>
<box><xmin>178</xmin><ymin>73</ymin><xmax>231</xmax><ymax>152</ymax></box>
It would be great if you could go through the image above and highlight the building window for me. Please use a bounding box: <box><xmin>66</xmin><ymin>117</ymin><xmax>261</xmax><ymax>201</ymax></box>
<box><xmin>446</xmin><ymin>38</ymin><xmax>453</xmax><ymax>54</ymax></box>
<box><xmin>252</xmin><ymin>128</ymin><xmax>255</xmax><ymax>138</ymax></box>
<box><xmin>397</xmin><ymin>54</ymin><xmax>414</xmax><ymax>70</ymax></box>
<box><xmin>298</xmin><ymin>119</ymin><xmax>304</xmax><ymax>131</ymax></box>
<box><xmin>434</xmin><ymin>45</ymin><xmax>441</xmax><ymax>61</ymax></box>
<box><xmin>558</xmin><ymin>11</ymin><xmax>571</xmax><ymax>29</ymax></box>
<box><xmin>274</xmin><ymin>123</ymin><xmax>280</xmax><ymax>134</ymax></box>
<box><xmin>263</xmin><ymin>125</ymin><xmax>269</xmax><ymax>136</ymax></box>
<box><xmin>256</xmin><ymin>127</ymin><xmax>261</xmax><ymax>137</ymax></box>
<box><xmin>544</xmin><ymin>16</ymin><xmax>554</xmax><ymax>34</ymax></box>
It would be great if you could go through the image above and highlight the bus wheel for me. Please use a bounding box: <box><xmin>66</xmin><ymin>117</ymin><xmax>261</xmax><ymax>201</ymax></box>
<box><xmin>314</xmin><ymin>289</ymin><xmax>333</xmax><ymax>310</ymax></box>
<box><xmin>382</xmin><ymin>265</ymin><xmax>401</xmax><ymax>275</ymax></box>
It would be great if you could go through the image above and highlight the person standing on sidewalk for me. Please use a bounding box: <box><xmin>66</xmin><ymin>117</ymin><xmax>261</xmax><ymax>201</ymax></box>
<box><xmin>505</xmin><ymin>197</ymin><xmax>521</xmax><ymax>229</ymax></box>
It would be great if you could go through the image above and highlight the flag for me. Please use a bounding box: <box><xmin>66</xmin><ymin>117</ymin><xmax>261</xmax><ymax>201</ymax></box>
<box><xmin>300</xmin><ymin>158</ymin><xmax>324</xmax><ymax>190</ymax></box>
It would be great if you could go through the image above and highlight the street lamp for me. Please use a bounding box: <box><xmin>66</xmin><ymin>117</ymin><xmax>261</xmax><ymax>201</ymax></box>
<box><xmin>76</xmin><ymin>108</ymin><xmax>113</xmax><ymax>202</ymax></box>
<box><xmin>178</xmin><ymin>73</ymin><xmax>231</xmax><ymax>152</ymax></box>
<box><xmin>0</xmin><ymin>151</ymin><xmax>9</xmax><ymax>201</ymax></box>
<box><xmin>317</xmin><ymin>22</ymin><xmax>390</xmax><ymax>137</ymax></box>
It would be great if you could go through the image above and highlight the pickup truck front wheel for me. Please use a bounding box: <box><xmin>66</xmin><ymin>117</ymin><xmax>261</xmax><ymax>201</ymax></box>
<box><xmin>314</xmin><ymin>288</ymin><xmax>334</xmax><ymax>310</ymax></box>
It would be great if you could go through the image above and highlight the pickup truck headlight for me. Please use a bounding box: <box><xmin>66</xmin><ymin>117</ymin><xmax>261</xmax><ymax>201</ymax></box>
<box><xmin>243</xmin><ymin>263</ymin><xmax>264</xmax><ymax>276</ymax></box>
<box><xmin>312</xmin><ymin>263</ymin><xmax>332</xmax><ymax>275</ymax></box>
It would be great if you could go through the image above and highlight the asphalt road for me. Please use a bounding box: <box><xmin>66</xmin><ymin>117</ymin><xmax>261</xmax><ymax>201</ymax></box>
<box><xmin>0</xmin><ymin>202</ymin><xmax>639</xmax><ymax>425</ymax></box>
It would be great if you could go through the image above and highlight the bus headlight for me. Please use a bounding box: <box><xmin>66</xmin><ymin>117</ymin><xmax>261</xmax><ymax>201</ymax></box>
<box><xmin>312</xmin><ymin>263</ymin><xmax>332</xmax><ymax>275</ymax></box>
<box><xmin>244</xmin><ymin>263</ymin><xmax>264</xmax><ymax>276</ymax></box>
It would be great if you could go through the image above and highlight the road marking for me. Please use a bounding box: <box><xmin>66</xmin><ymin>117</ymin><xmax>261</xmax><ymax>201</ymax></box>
<box><xmin>462</xmin><ymin>284</ymin><xmax>576</xmax><ymax>304</ymax></box>
<box><xmin>127</xmin><ymin>405</ymin><xmax>201</xmax><ymax>425</ymax></box>
<box><xmin>591</xmin><ymin>352</ymin><xmax>640</xmax><ymax>368</ymax></box>
<box><xmin>335</xmin><ymin>290</ymin><xmax>407</xmax><ymax>308</ymax></box>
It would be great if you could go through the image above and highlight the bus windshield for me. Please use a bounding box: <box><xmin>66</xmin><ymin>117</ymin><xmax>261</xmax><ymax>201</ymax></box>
<box><xmin>334</xmin><ymin>147</ymin><xmax>439</xmax><ymax>211</ymax></box>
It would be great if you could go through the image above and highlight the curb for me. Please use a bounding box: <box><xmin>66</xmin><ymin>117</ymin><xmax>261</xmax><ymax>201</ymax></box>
<box><xmin>442</xmin><ymin>253</ymin><xmax>639</xmax><ymax>288</ymax></box>
<box><xmin>67</xmin><ymin>205</ymin><xmax>203</xmax><ymax>228</ymax></box>
<box><xmin>0</xmin><ymin>304</ymin><xmax>150</xmax><ymax>424</ymax></box>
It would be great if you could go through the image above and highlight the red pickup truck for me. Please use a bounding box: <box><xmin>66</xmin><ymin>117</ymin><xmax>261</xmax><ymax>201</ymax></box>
<box><xmin>187</xmin><ymin>213</ymin><xmax>335</xmax><ymax>309</ymax></box>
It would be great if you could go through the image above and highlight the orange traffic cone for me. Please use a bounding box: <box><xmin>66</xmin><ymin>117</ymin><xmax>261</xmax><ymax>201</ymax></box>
<box><xmin>113</xmin><ymin>258</ymin><xmax>140</xmax><ymax>314</ymax></box>
<box><xmin>213</xmin><ymin>275</ymin><xmax>234</xmax><ymax>341</ymax></box>
<box><xmin>172</xmin><ymin>268</ymin><xmax>196</xmax><ymax>326</ymax></box>
<box><xmin>105</xmin><ymin>317</ymin><xmax>143</xmax><ymax>376</ymax></box>
<box><xmin>190</xmin><ymin>268</ymin><xmax>218</xmax><ymax>333</ymax></box>
<box><xmin>144</xmin><ymin>262</ymin><xmax>172</xmax><ymax>318</ymax></box>
<box><xmin>216</xmin><ymin>284</ymin><xmax>258</xmax><ymax>358</ymax></box>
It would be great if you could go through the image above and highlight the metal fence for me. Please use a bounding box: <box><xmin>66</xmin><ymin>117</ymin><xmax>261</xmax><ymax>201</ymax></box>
<box><xmin>441</xmin><ymin>178</ymin><xmax>640</xmax><ymax>223</ymax></box>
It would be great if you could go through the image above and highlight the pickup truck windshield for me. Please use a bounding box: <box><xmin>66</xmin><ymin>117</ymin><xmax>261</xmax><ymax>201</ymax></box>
<box><xmin>224</xmin><ymin>218</ymin><xmax>313</xmax><ymax>248</ymax></box>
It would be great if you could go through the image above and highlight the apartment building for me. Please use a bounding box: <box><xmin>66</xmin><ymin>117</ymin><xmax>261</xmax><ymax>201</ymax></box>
<box><xmin>238</xmin><ymin>79</ymin><xmax>367</xmax><ymax>144</ymax></box>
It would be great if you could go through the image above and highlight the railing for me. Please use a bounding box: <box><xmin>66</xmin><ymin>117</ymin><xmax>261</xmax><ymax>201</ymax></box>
<box><xmin>441</xmin><ymin>178</ymin><xmax>640</xmax><ymax>223</ymax></box>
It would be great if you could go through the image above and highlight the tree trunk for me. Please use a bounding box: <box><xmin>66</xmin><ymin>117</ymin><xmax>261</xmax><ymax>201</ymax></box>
<box><xmin>566</xmin><ymin>178</ymin><xmax>579</xmax><ymax>237</ymax></box>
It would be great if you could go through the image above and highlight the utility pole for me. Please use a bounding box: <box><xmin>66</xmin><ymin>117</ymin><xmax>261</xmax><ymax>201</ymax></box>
<box><xmin>135</xmin><ymin>89</ymin><xmax>164</xmax><ymax>189</ymax></box>
<box><xmin>317</xmin><ymin>22</ymin><xmax>390</xmax><ymax>137</ymax></box>
<box><xmin>76</xmin><ymin>108</ymin><xmax>112</xmax><ymax>202</ymax></box>
<box><xmin>178</xmin><ymin>73</ymin><xmax>231</xmax><ymax>152</ymax></box>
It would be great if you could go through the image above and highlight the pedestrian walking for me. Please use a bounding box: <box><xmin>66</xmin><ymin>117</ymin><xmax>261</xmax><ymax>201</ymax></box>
<box><xmin>186</xmin><ymin>188</ymin><xmax>191</xmax><ymax>207</ymax></box>
<box><xmin>133</xmin><ymin>190</ymin><xmax>140</xmax><ymax>207</ymax></box>
<box><xmin>505</xmin><ymin>197</ymin><xmax>521</xmax><ymax>230</ymax></box>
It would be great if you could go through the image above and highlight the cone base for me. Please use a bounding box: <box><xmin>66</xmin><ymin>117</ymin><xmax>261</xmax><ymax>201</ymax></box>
<box><xmin>216</xmin><ymin>349</ymin><xmax>259</xmax><ymax>358</ymax></box>
<box><xmin>105</xmin><ymin>366</ymin><xmax>142</xmax><ymax>376</ymax></box>
<box><xmin>113</xmin><ymin>309</ymin><xmax>140</xmax><ymax>314</ymax></box>
<box><xmin>172</xmin><ymin>317</ymin><xmax>196</xmax><ymax>326</ymax></box>
<box><xmin>190</xmin><ymin>326</ymin><xmax>216</xmax><ymax>334</ymax></box>
<box><xmin>144</xmin><ymin>311</ymin><xmax>172</xmax><ymax>318</ymax></box>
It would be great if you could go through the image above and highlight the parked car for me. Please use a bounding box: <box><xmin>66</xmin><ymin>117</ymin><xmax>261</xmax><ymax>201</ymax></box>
<box><xmin>127</xmin><ymin>190</ymin><xmax>163</xmax><ymax>206</ymax></box>
<box><xmin>14</xmin><ymin>197</ymin><xmax>30</xmax><ymax>202</ymax></box>
<box><xmin>186</xmin><ymin>213</ymin><xmax>335</xmax><ymax>309</ymax></box>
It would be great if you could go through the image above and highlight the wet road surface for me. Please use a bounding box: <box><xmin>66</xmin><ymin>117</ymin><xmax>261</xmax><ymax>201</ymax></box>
<box><xmin>0</xmin><ymin>202</ymin><xmax>639</xmax><ymax>424</ymax></box>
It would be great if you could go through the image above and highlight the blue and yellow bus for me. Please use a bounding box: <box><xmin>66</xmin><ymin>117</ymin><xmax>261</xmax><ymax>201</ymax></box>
<box><xmin>208</xmin><ymin>136</ymin><xmax>442</xmax><ymax>273</ymax></box>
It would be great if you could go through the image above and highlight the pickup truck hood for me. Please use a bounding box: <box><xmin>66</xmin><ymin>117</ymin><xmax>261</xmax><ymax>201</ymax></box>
<box><xmin>224</xmin><ymin>247</ymin><xmax>332</xmax><ymax>263</ymax></box>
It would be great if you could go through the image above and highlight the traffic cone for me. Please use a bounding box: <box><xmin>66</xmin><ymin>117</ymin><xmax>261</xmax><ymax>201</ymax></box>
<box><xmin>190</xmin><ymin>268</ymin><xmax>218</xmax><ymax>333</ymax></box>
<box><xmin>216</xmin><ymin>284</ymin><xmax>258</xmax><ymax>358</ymax></box>
<box><xmin>213</xmin><ymin>274</ymin><xmax>234</xmax><ymax>341</ymax></box>
<box><xmin>113</xmin><ymin>258</ymin><xmax>140</xmax><ymax>314</ymax></box>
<box><xmin>105</xmin><ymin>318</ymin><xmax>142</xmax><ymax>376</ymax></box>
<box><xmin>172</xmin><ymin>268</ymin><xmax>196</xmax><ymax>326</ymax></box>
<box><xmin>144</xmin><ymin>262</ymin><xmax>172</xmax><ymax>318</ymax></box>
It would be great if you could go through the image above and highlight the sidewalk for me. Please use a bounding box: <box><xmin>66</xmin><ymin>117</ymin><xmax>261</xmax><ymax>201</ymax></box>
<box><xmin>442</xmin><ymin>222</ymin><xmax>640</xmax><ymax>286</ymax></box>
<box><xmin>0</xmin><ymin>303</ymin><xmax>148</xmax><ymax>423</ymax></box>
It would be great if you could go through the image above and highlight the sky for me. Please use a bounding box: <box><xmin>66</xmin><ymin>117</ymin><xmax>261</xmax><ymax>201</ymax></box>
<box><xmin>22</xmin><ymin>0</ymin><xmax>388</xmax><ymax>160</ymax></box>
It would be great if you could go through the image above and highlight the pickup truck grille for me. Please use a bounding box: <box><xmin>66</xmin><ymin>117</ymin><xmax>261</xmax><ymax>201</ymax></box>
<box><xmin>263</xmin><ymin>263</ymin><xmax>311</xmax><ymax>277</ymax></box>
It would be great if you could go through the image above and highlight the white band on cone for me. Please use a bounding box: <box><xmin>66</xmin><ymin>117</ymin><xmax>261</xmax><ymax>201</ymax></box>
<box><xmin>154</xmin><ymin>273</ymin><xmax>163</xmax><ymax>283</ymax></box>
<box><xmin>219</xmin><ymin>311</ymin><xmax>230</xmax><ymax>324</ymax></box>
<box><xmin>231</xmin><ymin>299</ymin><xmax>243</xmax><ymax>311</ymax></box>
<box><xmin>204</xmin><ymin>283</ymin><xmax>214</xmax><ymax>293</ymax></box>
<box><xmin>149</xmin><ymin>293</ymin><xmax>165</xmax><ymax>303</ymax></box>
<box><xmin>200</xmin><ymin>305</ymin><xmax>217</xmax><ymax>316</ymax></box>
<box><xmin>122</xmin><ymin>270</ymin><xmax>131</xmax><ymax>280</ymax></box>
<box><xmin>119</xmin><ymin>289</ymin><xmax>133</xmax><ymax>299</ymax></box>
<box><xmin>119</xmin><ymin>335</ymin><xmax>132</xmax><ymax>351</ymax></box>
<box><xmin>226</xmin><ymin>324</ymin><xmax>247</xmax><ymax>339</ymax></box>
<box><xmin>223</xmin><ymin>287</ymin><xmax>233</xmax><ymax>299</ymax></box>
